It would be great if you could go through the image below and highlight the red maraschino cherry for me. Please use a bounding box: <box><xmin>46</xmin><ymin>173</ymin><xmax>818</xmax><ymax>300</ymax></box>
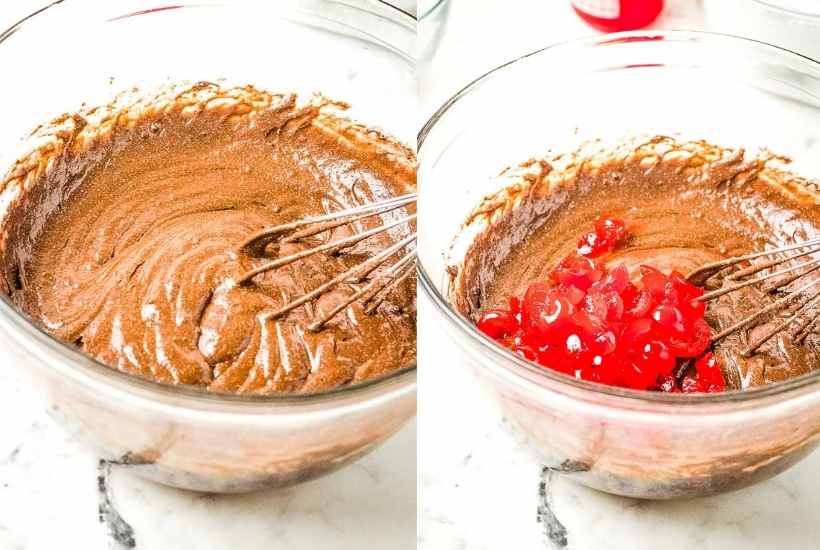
<box><xmin>475</xmin><ymin>215</ymin><xmax>725</xmax><ymax>393</ymax></box>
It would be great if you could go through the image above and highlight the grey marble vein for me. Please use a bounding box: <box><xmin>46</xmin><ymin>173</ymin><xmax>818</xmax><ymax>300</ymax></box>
<box><xmin>538</xmin><ymin>468</ymin><xmax>568</xmax><ymax>549</ymax></box>
<box><xmin>98</xmin><ymin>460</ymin><xmax>137</xmax><ymax>550</ymax></box>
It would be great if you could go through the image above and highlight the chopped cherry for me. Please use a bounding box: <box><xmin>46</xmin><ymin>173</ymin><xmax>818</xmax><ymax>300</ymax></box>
<box><xmin>603</xmin><ymin>291</ymin><xmax>625</xmax><ymax>321</ymax></box>
<box><xmin>587</xmin><ymin>354</ymin><xmax>624</xmax><ymax>386</ymax></box>
<box><xmin>582</xmin><ymin>289</ymin><xmax>609</xmax><ymax>320</ymax></box>
<box><xmin>476</xmin><ymin>309</ymin><xmax>517</xmax><ymax>339</ymax></box>
<box><xmin>573</xmin><ymin>310</ymin><xmax>616</xmax><ymax>356</ymax></box>
<box><xmin>639</xmin><ymin>340</ymin><xmax>675</xmax><ymax>377</ymax></box>
<box><xmin>620</xmin><ymin>318</ymin><xmax>653</xmax><ymax>348</ymax></box>
<box><xmin>550</xmin><ymin>253</ymin><xmax>604</xmax><ymax>290</ymax></box>
<box><xmin>623</xmin><ymin>360</ymin><xmax>658</xmax><ymax>390</ymax></box>
<box><xmin>595</xmin><ymin>215</ymin><xmax>628</xmax><ymax>246</ymax></box>
<box><xmin>542</xmin><ymin>296</ymin><xmax>575</xmax><ymax>338</ymax></box>
<box><xmin>521</xmin><ymin>283</ymin><xmax>552</xmax><ymax>328</ymax></box>
<box><xmin>669</xmin><ymin>270</ymin><xmax>706</xmax><ymax>318</ymax></box>
<box><xmin>640</xmin><ymin>265</ymin><xmax>670</xmax><ymax>300</ymax></box>
<box><xmin>537</xmin><ymin>344</ymin><xmax>568</xmax><ymax>373</ymax></box>
<box><xmin>561</xmin><ymin>285</ymin><xmax>586</xmax><ymax>306</ymax></box>
<box><xmin>626</xmin><ymin>288</ymin><xmax>655</xmax><ymax>319</ymax></box>
<box><xmin>600</xmin><ymin>264</ymin><xmax>631</xmax><ymax>294</ymax></box>
<box><xmin>578</xmin><ymin>215</ymin><xmax>629</xmax><ymax>257</ymax></box>
<box><xmin>593</xmin><ymin>330</ymin><xmax>618</xmax><ymax>356</ymax></box>
<box><xmin>651</xmin><ymin>304</ymin><xmax>686</xmax><ymax>335</ymax></box>
<box><xmin>669</xmin><ymin>318</ymin><xmax>711</xmax><ymax>357</ymax></box>
<box><xmin>694</xmin><ymin>352</ymin><xmax>725</xmax><ymax>393</ymax></box>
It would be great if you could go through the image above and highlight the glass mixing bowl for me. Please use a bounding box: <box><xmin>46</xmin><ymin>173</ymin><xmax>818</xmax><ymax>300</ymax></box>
<box><xmin>418</xmin><ymin>31</ymin><xmax>820</xmax><ymax>499</ymax></box>
<box><xmin>0</xmin><ymin>0</ymin><xmax>416</xmax><ymax>493</ymax></box>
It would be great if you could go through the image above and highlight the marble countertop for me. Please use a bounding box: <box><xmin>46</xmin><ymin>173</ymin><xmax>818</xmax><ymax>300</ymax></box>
<box><xmin>0</xmin><ymin>2</ymin><xmax>416</xmax><ymax>550</ymax></box>
<box><xmin>418</xmin><ymin>1</ymin><xmax>820</xmax><ymax>549</ymax></box>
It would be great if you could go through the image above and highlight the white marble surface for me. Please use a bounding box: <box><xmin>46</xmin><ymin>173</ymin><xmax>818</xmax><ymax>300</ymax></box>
<box><xmin>0</xmin><ymin>2</ymin><xmax>416</xmax><ymax>549</ymax></box>
<box><xmin>418</xmin><ymin>1</ymin><xmax>820</xmax><ymax>549</ymax></box>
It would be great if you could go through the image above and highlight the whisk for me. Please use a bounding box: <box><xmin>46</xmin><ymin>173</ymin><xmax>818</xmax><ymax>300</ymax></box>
<box><xmin>688</xmin><ymin>238</ymin><xmax>820</xmax><ymax>357</ymax></box>
<box><xmin>236</xmin><ymin>193</ymin><xmax>417</xmax><ymax>332</ymax></box>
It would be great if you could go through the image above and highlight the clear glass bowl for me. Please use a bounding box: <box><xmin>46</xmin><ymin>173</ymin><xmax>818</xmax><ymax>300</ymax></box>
<box><xmin>418</xmin><ymin>31</ymin><xmax>820</xmax><ymax>499</ymax></box>
<box><xmin>0</xmin><ymin>0</ymin><xmax>416</xmax><ymax>493</ymax></box>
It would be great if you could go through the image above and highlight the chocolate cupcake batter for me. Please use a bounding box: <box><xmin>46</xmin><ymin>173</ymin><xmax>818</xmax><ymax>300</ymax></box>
<box><xmin>0</xmin><ymin>83</ymin><xmax>416</xmax><ymax>394</ymax></box>
<box><xmin>448</xmin><ymin>137</ymin><xmax>820</xmax><ymax>389</ymax></box>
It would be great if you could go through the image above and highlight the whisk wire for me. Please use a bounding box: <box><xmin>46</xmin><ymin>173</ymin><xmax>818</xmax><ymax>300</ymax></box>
<box><xmin>696</xmin><ymin>256</ymin><xmax>820</xmax><ymax>302</ymax></box>
<box><xmin>741</xmin><ymin>289</ymin><xmax>820</xmax><ymax>356</ymax></box>
<box><xmin>691</xmin><ymin>239</ymin><xmax>820</xmax><ymax>352</ymax></box>
<box><xmin>239</xmin><ymin>193</ymin><xmax>416</xmax><ymax>252</ymax></box>
<box><xmin>687</xmin><ymin>238</ymin><xmax>820</xmax><ymax>284</ymax></box>
<box><xmin>308</xmin><ymin>250</ymin><xmax>416</xmax><ymax>331</ymax></box>
<box><xmin>239</xmin><ymin>193</ymin><xmax>417</xmax><ymax>329</ymax></box>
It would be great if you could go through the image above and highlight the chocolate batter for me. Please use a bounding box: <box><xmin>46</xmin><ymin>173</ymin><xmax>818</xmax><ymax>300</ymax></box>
<box><xmin>0</xmin><ymin>83</ymin><xmax>416</xmax><ymax>394</ymax></box>
<box><xmin>448</xmin><ymin>137</ymin><xmax>820</xmax><ymax>389</ymax></box>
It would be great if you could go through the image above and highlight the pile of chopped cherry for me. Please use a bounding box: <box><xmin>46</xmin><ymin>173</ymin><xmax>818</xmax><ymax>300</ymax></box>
<box><xmin>476</xmin><ymin>215</ymin><xmax>725</xmax><ymax>393</ymax></box>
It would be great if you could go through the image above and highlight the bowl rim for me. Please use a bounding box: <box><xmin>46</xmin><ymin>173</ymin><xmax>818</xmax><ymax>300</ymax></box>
<box><xmin>0</xmin><ymin>0</ymin><xmax>417</xmax><ymax>408</ymax></box>
<box><xmin>417</xmin><ymin>29</ymin><xmax>820</xmax><ymax>406</ymax></box>
<box><xmin>419</xmin><ymin>0</ymin><xmax>447</xmax><ymax>21</ymax></box>
<box><xmin>750</xmin><ymin>0</ymin><xmax>820</xmax><ymax>20</ymax></box>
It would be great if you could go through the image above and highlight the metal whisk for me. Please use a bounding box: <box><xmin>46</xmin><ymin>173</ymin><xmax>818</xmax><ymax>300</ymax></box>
<box><xmin>688</xmin><ymin>238</ymin><xmax>820</xmax><ymax>357</ymax></box>
<box><xmin>237</xmin><ymin>193</ymin><xmax>417</xmax><ymax>331</ymax></box>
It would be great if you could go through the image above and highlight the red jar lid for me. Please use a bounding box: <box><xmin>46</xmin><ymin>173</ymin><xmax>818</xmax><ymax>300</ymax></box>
<box><xmin>571</xmin><ymin>0</ymin><xmax>664</xmax><ymax>32</ymax></box>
